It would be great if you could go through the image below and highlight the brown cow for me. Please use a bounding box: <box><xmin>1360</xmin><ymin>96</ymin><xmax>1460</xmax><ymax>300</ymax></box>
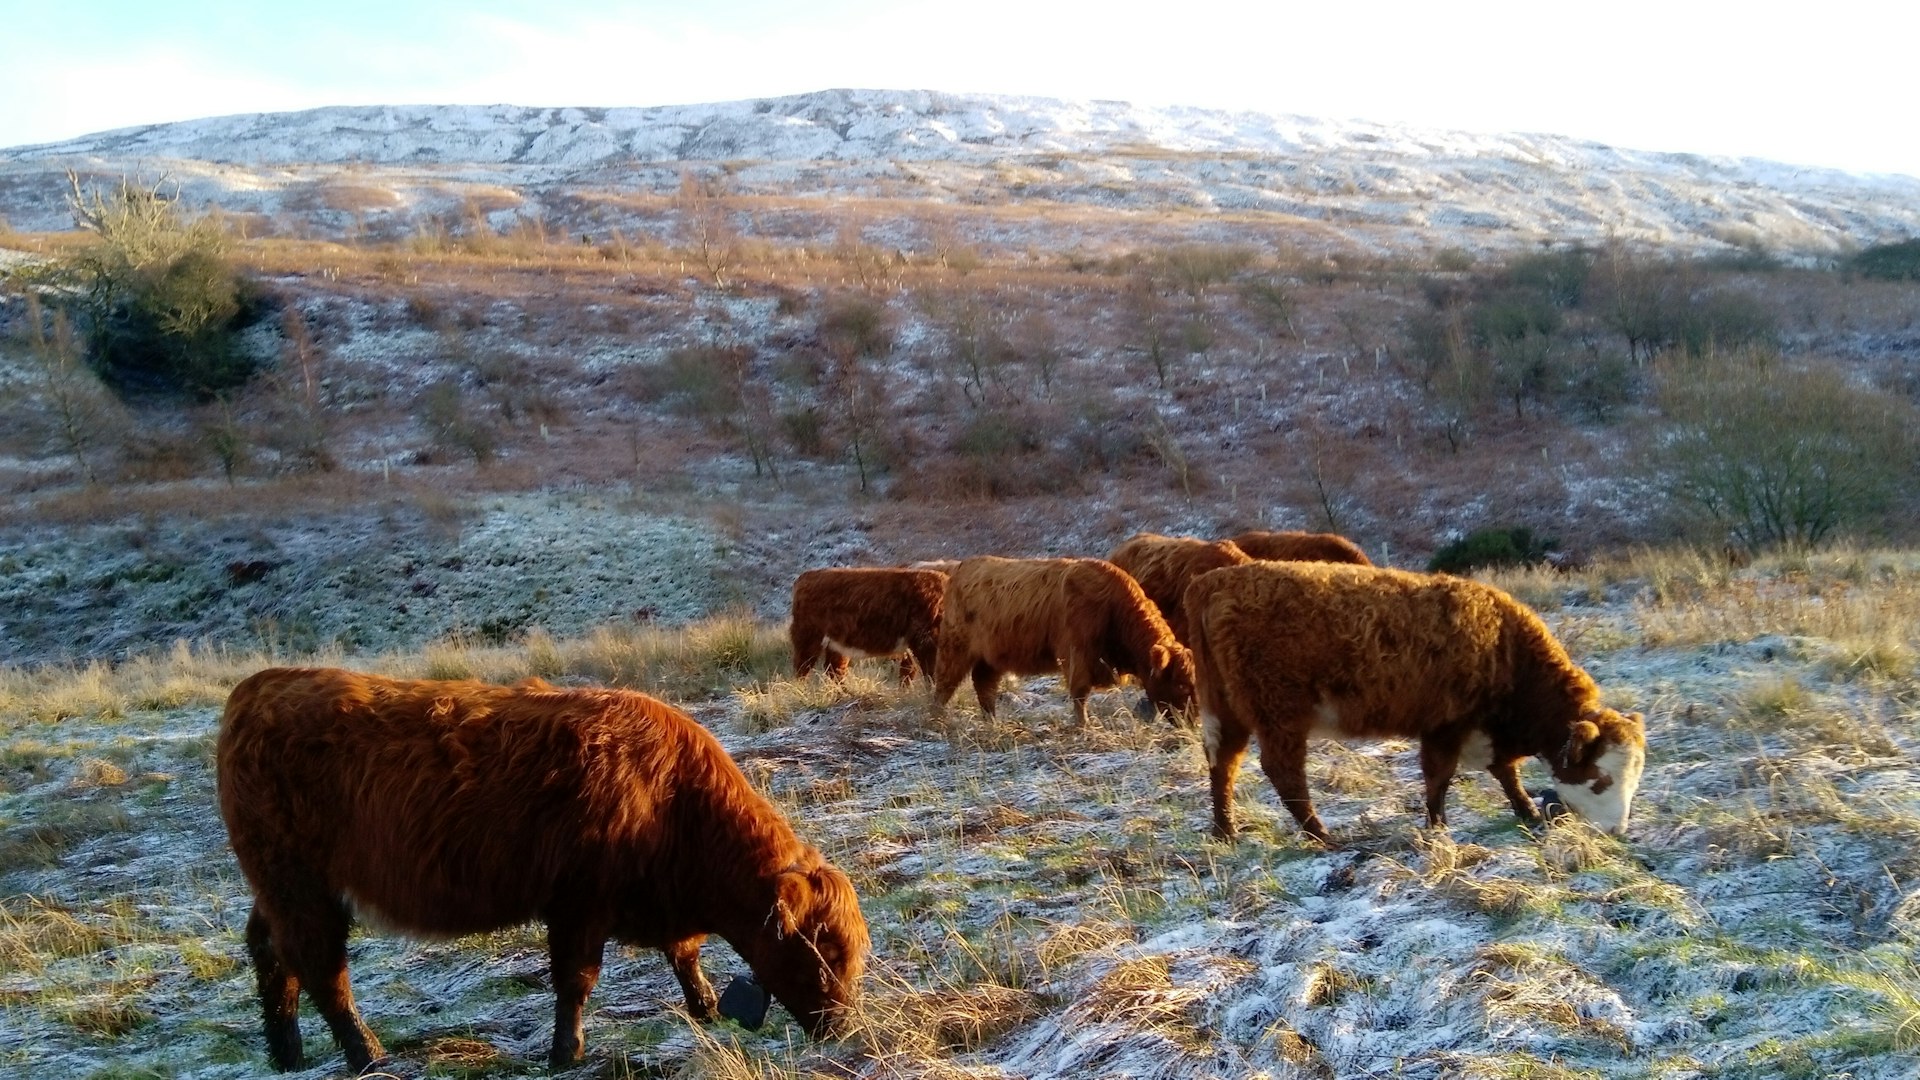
<box><xmin>217</xmin><ymin>668</ymin><xmax>869</xmax><ymax>1073</ymax></box>
<box><xmin>933</xmin><ymin>556</ymin><xmax>1195</xmax><ymax>727</ymax></box>
<box><xmin>1107</xmin><ymin>533</ymin><xmax>1254</xmax><ymax>645</ymax></box>
<box><xmin>1227</xmin><ymin>530</ymin><xmax>1373</xmax><ymax>565</ymax></box>
<box><xmin>1184</xmin><ymin>562</ymin><xmax>1646</xmax><ymax>845</ymax></box>
<box><xmin>790</xmin><ymin>566</ymin><xmax>948</xmax><ymax>684</ymax></box>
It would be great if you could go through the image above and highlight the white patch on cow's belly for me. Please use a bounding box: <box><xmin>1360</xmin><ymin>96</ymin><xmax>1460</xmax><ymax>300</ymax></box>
<box><xmin>823</xmin><ymin>635</ymin><xmax>907</xmax><ymax>660</ymax></box>
<box><xmin>1555</xmin><ymin>742</ymin><xmax>1646</xmax><ymax>836</ymax></box>
<box><xmin>1458</xmin><ymin>730</ymin><xmax>1495</xmax><ymax>772</ymax></box>
<box><xmin>1309</xmin><ymin>700</ymin><xmax>1341</xmax><ymax>740</ymax></box>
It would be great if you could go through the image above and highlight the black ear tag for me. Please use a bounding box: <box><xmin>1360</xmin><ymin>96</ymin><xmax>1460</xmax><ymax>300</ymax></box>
<box><xmin>718</xmin><ymin>972</ymin><xmax>769</xmax><ymax>1029</ymax></box>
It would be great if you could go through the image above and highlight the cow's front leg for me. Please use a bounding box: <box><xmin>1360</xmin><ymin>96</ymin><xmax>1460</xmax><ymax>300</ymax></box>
<box><xmin>1257</xmin><ymin>731</ymin><xmax>1332</xmax><ymax>844</ymax></box>
<box><xmin>1418</xmin><ymin>733</ymin><xmax>1466</xmax><ymax>829</ymax></box>
<box><xmin>970</xmin><ymin>662</ymin><xmax>1002</xmax><ymax>717</ymax></box>
<box><xmin>663</xmin><ymin>936</ymin><xmax>717</xmax><ymax>1019</ymax></box>
<box><xmin>1205</xmin><ymin>708</ymin><xmax>1253</xmax><ymax>839</ymax></box>
<box><xmin>1489</xmin><ymin>757</ymin><xmax>1543</xmax><ymax>823</ymax></box>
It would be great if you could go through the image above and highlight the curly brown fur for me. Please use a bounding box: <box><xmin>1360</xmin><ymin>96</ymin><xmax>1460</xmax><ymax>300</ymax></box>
<box><xmin>1226</xmin><ymin>530</ymin><xmax>1373</xmax><ymax>565</ymax></box>
<box><xmin>932</xmin><ymin>556</ymin><xmax>1195</xmax><ymax>727</ymax></box>
<box><xmin>790</xmin><ymin>567</ymin><xmax>948</xmax><ymax>684</ymax></box>
<box><xmin>1184</xmin><ymin>563</ymin><xmax>1645</xmax><ymax>845</ymax></box>
<box><xmin>217</xmin><ymin>668</ymin><xmax>869</xmax><ymax>1073</ymax></box>
<box><xmin>1107</xmin><ymin>533</ymin><xmax>1253</xmax><ymax>645</ymax></box>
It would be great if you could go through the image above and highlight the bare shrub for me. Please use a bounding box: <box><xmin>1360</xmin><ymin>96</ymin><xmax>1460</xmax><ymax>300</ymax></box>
<box><xmin>1646</xmin><ymin>351</ymin><xmax>1920</xmax><ymax>550</ymax></box>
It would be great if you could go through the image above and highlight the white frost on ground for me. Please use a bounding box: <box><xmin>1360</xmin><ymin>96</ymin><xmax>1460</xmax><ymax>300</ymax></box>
<box><xmin>2</xmin><ymin>577</ymin><xmax>1919</xmax><ymax>1078</ymax></box>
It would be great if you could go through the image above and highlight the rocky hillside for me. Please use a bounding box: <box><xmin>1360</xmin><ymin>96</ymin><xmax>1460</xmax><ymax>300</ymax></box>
<box><xmin>5</xmin><ymin>89</ymin><xmax>1918</xmax><ymax>254</ymax></box>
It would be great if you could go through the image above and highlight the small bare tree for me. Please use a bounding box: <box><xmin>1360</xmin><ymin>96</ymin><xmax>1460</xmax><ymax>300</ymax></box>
<box><xmin>8</xmin><ymin>294</ymin><xmax>125</xmax><ymax>484</ymax></box>
<box><xmin>675</xmin><ymin>171</ymin><xmax>743</xmax><ymax>290</ymax></box>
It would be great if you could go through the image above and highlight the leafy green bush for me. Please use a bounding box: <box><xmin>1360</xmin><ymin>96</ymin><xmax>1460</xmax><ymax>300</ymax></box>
<box><xmin>1850</xmin><ymin>239</ymin><xmax>1920</xmax><ymax>281</ymax></box>
<box><xmin>1427</xmin><ymin>527</ymin><xmax>1558</xmax><ymax>574</ymax></box>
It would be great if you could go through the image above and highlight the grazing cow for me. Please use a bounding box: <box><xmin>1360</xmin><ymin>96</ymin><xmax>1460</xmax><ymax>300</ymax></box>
<box><xmin>1107</xmin><ymin>533</ymin><xmax>1254</xmax><ymax>645</ymax></box>
<box><xmin>790</xmin><ymin>566</ymin><xmax>948</xmax><ymax>684</ymax></box>
<box><xmin>933</xmin><ymin>556</ymin><xmax>1195</xmax><ymax>727</ymax></box>
<box><xmin>1227</xmin><ymin>530</ymin><xmax>1373</xmax><ymax>566</ymax></box>
<box><xmin>217</xmin><ymin>667</ymin><xmax>869</xmax><ymax>1073</ymax></box>
<box><xmin>1184</xmin><ymin>562</ymin><xmax>1646</xmax><ymax>845</ymax></box>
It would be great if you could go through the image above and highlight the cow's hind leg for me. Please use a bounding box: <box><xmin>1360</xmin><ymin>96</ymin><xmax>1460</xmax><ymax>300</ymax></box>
<box><xmin>662</xmin><ymin>935</ymin><xmax>717</xmax><ymax>1020</ymax></box>
<box><xmin>265</xmin><ymin>893</ymin><xmax>382</xmax><ymax>1073</ymax></box>
<box><xmin>547</xmin><ymin>918</ymin><xmax>607</xmax><ymax>1068</ymax></box>
<box><xmin>245</xmin><ymin>905</ymin><xmax>305</xmax><ymax>1071</ymax></box>
<box><xmin>791</xmin><ymin>624</ymin><xmax>821</xmax><ymax>679</ymax></box>
<box><xmin>1256</xmin><ymin>731</ymin><xmax>1333</xmax><ymax>845</ymax></box>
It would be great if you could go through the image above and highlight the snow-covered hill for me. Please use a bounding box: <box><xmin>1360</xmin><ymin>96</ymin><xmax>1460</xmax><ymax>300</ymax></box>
<box><xmin>3</xmin><ymin>88</ymin><xmax>1917</xmax><ymax>253</ymax></box>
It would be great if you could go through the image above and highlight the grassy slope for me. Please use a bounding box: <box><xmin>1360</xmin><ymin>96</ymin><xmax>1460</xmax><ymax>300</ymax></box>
<box><xmin>1</xmin><ymin>550</ymin><xmax>1916</xmax><ymax>1080</ymax></box>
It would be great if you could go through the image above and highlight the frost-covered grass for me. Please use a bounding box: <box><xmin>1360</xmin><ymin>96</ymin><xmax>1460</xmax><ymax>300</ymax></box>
<box><xmin>2</xmin><ymin>554</ymin><xmax>1918</xmax><ymax>1079</ymax></box>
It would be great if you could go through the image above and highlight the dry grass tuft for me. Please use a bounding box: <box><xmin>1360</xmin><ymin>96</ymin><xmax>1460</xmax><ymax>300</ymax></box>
<box><xmin>0</xmin><ymin>897</ymin><xmax>143</xmax><ymax>975</ymax></box>
<box><xmin>1300</xmin><ymin>960</ymin><xmax>1369</xmax><ymax>1008</ymax></box>
<box><xmin>1066</xmin><ymin>953</ymin><xmax>1206</xmax><ymax>1038</ymax></box>
<box><xmin>1470</xmin><ymin>945</ymin><xmax>1631</xmax><ymax>1049</ymax></box>
<box><xmin>1633</xmin><ymin>551</ymin><xmax>1920</xmax><ymax>671</ymax></box>
<box><xmin>1536</xmin><ymin>819</ymin><xmax>1627</xmax><ymax>875</ymax></box>
<box><xmin>848</xmin><ymin>963</ymin><xmax>1050</xmax><ymax>1059</ymax></box>
<box><xmin>734</xmin><ymin>669</ymin><xmax>908</xmax><ymax>734</ymax></box>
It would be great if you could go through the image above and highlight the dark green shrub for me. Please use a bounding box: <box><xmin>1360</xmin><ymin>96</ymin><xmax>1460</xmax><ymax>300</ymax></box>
<box><xmin>1427</xmin><ymin>527</ymin><xmax>1558</xmax><ymax>574</ymax></box>
<box><xmin>1675</xmin><ymin>290</ymin><xmax>1777</xmax><ymax>357</ymax></box>
<box><xmin>1850</xmin><ymin>239</ymin><xmax>1920</xmax><ymax>281</ymax></box>
<box><xmin>1559</xmin><ymin>351</ymin><xmax>1637</xmax><ymax>421</ymax></box>
<box><xmin>1503</xmin><ymin>249</ymin><xmax>1592</xmax><ymax>308</ymax></box>
<box><xmin>1470</xmin><ymin>289</ymin><xmax>1561</xmax><ymax>346</ymax></box>
<box><xmin>818</xmin><ymin>293</ymin><xmax>894</xmax><ymax>359</ymax></box>
<box><xmin>48</xmin><ymin>175</ymin><xmax>266</xmax><ymax>397</ymax></box>
<box><xmin>414</xmin><ymin>379</ymin><xmax>498</xmax><ymax>465</ymax></box>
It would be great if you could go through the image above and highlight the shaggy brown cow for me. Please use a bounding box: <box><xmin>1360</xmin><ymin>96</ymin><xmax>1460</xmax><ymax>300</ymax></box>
<box><xmin>1107</xmin><ymin>533</ymin><xmax>1254</xmax><ymax>645</ymax></box>
<box><xmin>1227</xmin><ymin>529</ymin><xmax>1373</xmax><ymax>565</ymax></box>
<box><xmin>1184</xmin><ymin>562</ymin><xmax>1646</xmax><ymax>845</ymax></box>
<box><xmin>790</xmin><ymin>566</ymin><xmax>948</xmax><ymax>684</ymax></box>
<box><xmin>217</xmin><ymin>667</ymin><xmax>870</xmax><ymax>1073</ymax></box>
<box><xmin>933</xmin><ymin>556</ymin><xmax>1195</xmax><ymax>727</ymax></box>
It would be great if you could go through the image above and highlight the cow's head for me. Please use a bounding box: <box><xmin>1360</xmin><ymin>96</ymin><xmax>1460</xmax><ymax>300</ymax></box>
<box><xmin>744</xmin><ymin>863</ymin><xmax>870</xmax><ymax>1037</ymax></box>
<box><xmin>1134</xmin><ymin>642</ymin><xmax>1197</xmax><ymax>725</ymax></box>
<box><xmin>1548</xmin><ymin>708</ymin><xmax>1647</xmax><ymax>835</ymax></box>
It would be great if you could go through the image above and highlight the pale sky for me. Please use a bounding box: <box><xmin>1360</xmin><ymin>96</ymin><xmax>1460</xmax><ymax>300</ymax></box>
<box><xmin>3</xmin><ymin>0</ymin><xmax>1915</xmax><ymax>178</ymax></box>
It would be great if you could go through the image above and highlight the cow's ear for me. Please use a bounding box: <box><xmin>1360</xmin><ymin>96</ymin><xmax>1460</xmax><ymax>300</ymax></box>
<box><xmin>1569</xmin><ymin>718</ymin><xmax>1602</xmax><ymax>755</ymax></box>
<box><xmin>773</xmin><ymin>870</ymin><xmax>809</xmax><ymax>937</ymax></box>
<box><xmin>1149</xmin><ymin>644</ymin><xmax>1172</xmax><ymax>674</ymax></box>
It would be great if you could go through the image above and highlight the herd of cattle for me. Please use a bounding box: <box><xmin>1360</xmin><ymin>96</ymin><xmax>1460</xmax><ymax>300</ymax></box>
<box><xmin>213</xmin><ymin>529</ymin><xmax>1648</xmax><ymax>1072</ymax></box>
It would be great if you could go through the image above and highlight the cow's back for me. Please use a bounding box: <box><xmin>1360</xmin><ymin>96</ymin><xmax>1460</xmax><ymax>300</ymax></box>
<box><xmin>1108</xmin><ymin>533</ymin><xmax>1251</xmax><ymax>641</ymax></box>
<box><xmin>1186</xmin><ymin>562</ymin><xmax>1511</xmax><ymax>740</ymax></box>
<box><xmin>218</xmin><ymin>668</ymin><xmax>693</xmax><ymax>936</ymax></box>
<box><xmin>1228</xmin><ymin>530</ymin><xmax>1372</xmax><ymax>565</ymax></box>
<box><xmin>942</xmin><ymin>556</ymin><xmax>1073</xmax><ymax>670</ymax></box>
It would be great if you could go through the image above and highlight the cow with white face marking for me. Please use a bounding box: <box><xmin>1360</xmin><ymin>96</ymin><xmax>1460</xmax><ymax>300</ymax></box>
<box><xmin>1183</xmin><ymin>561</ymin><xmax>1646</xmax><ymax>845</ymax></box>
